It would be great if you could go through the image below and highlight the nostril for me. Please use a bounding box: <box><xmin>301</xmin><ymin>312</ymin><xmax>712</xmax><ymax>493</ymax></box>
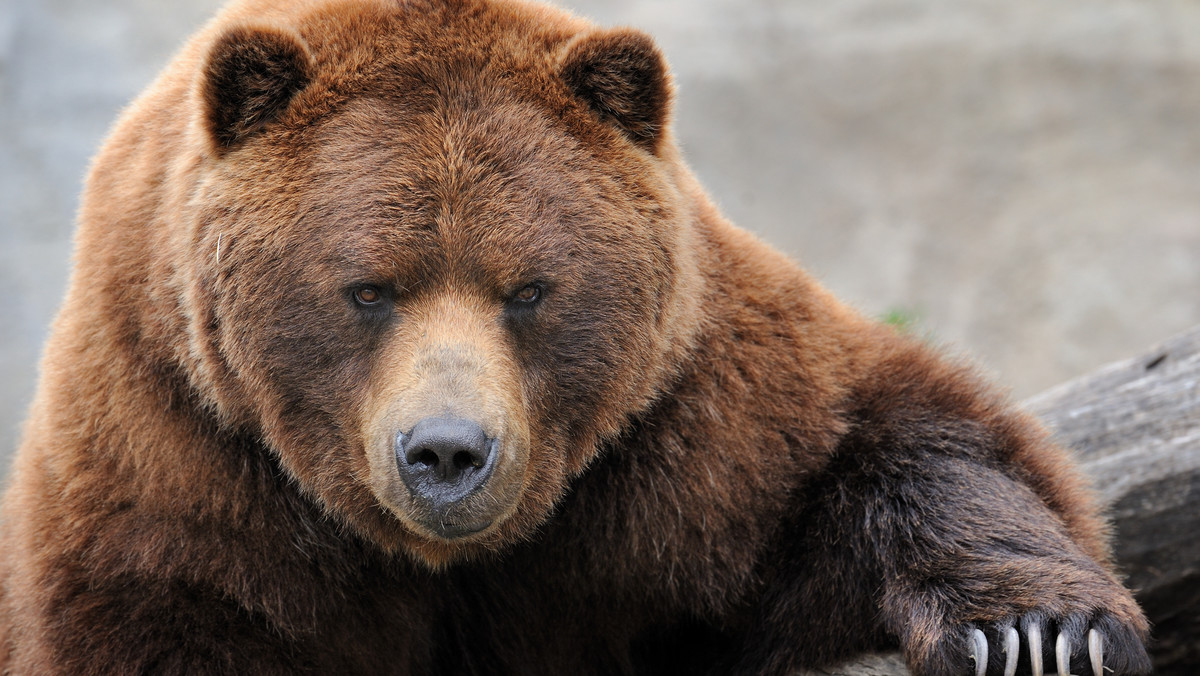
<box><xmin>453</xmin><ymin>450</ymin><xmax>479</xmax><ymax>470</ymax></box>
<box><xmin>415</xmin><ymin>450</ymin><xmax>439</xmax><ymax>468</ymax></box>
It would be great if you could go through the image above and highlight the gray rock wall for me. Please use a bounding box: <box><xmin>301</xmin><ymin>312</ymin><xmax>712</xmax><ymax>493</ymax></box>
<box><xmin>2</xmin><ymin>0</ymin><xmax>1198</xmax><ymax>465</ymax></box>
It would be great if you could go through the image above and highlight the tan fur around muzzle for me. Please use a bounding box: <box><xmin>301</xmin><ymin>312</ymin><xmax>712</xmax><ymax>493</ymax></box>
<box><xmin>362</xmin><ymin>292</ymin><xmax>531</xmax><ymax>542</ymax></box>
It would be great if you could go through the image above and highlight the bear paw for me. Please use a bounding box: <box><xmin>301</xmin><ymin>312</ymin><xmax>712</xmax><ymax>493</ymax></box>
<box><xmin>963</xmin><ymin>611</ymin><xmax>1150</xmax><ymax>676</ymax></box>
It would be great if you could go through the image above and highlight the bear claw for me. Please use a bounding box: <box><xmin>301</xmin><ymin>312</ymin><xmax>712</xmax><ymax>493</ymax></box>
<box><xmin>971</xmin><ymin>628</ymin><xmax>988</xmax><ymax>676</ymax></box>
<box><xmin>1003</xmin><ymin>626</ymin><xmax>1019</xmax><ymax>676</ymax></box>
<box><xmin>1088</xmin><ymin>628</ymin><xmax>1104</xmax><ymax>676</ymax></box>
<box><xmin>972</xmin><ymin>624</ymin><xmax>1113</xmax><ymax>676</ymax></box>
<box><xmin>1026</xmin><ymin>623</ymin><xmax>1043</xmax><ymax>676</ymax></box>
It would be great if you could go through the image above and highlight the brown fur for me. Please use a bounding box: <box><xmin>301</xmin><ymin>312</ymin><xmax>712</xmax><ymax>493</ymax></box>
<box><xmin>0</xmin><ymin>1</ymin><xmax>1149</xmax><ymax>674</ymax></box>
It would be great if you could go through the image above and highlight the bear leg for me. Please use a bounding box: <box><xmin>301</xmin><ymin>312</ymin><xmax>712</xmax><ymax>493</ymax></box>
<box><xmin>733</xmin><ymin>431</ymin><xmax>1151</xmax><ymax>676</ymax></box>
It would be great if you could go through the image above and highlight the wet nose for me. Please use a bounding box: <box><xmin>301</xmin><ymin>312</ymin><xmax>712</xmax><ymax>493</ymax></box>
<box><xmin>395</xmin><ymin>417</ymin><xmax>497</xmax><ymax>508</ymax></box>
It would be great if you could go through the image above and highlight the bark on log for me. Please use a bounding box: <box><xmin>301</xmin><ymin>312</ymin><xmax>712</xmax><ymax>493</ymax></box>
<box><xmin>799</xmin><ymin>326</ymin><xmax>1200</xmax><ymax>675</ymax></box>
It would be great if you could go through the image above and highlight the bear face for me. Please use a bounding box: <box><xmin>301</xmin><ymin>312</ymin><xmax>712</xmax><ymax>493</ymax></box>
<box><xmin>181</xmin><ymin>6</ymin><xmax>700</xmax><ymax>565</ymax></box>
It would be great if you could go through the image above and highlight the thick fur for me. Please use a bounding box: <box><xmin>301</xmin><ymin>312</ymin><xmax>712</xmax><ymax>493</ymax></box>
<box><xmin>0</xmin><ymin>1</ymin><xmax>1149</xmax><ymax>674</ymax></box>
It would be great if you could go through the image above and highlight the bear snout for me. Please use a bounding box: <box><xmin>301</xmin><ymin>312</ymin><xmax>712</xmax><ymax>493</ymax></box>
<box><xmin>395</xmin><ymin>416</ymin><xmax>499</xmax><ymax>534</ymax></box>
<box><xmin>359</xmin><ymin>296</ymin><xmax>536</xmax><ymax>550</ymax></box>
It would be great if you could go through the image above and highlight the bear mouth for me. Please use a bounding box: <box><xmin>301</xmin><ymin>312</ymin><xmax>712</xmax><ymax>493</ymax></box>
<box><xmin>417</xmin><ymin>518</ymin><xmax>494</xmax><ymax>540</ymax></box>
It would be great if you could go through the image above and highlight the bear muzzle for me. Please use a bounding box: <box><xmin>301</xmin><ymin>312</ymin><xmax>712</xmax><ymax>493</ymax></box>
<box><xmin>394</xmin><ymin>416</ymin><xmax>499</xmax><ymax>538</ymax></box>
<box><xmin>362</xmin><ymin>302</ymin><xmax>533</xmax><ymax>544</ymax></box>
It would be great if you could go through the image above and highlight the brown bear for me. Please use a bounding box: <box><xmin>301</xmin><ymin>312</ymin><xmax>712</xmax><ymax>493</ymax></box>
<box><xmin>0</xmin><ymin>0</ymin><xmax>1151</xmax><ymax>674</ymax></box>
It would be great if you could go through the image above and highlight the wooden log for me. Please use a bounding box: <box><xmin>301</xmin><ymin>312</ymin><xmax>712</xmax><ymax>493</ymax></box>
<box><xmin>798</xmin><ymin>326</ymin><xmax>1200</xmax><ymax>675</ymax></box>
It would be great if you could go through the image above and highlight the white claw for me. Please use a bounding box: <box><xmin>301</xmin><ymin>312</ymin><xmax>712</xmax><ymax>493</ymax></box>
<box><xmin>1028</xmin><ymin>624</ymin><xmax>1044</xmax><ymax>676</ymax></box>
<box><xmin>1056</xmin><ymin>633</ymin><xmax>1071</xmax><ymax>676</ymax></box>
<box><xmin>970</xmin><ymin>628</ymin><xmax>989</xmax><ymax>676</ymax></box>
<box><xmin>1088</xmin><ymin>629</ymin><xmax>1104</xmax><ymax>675</ymax></box>
<box><xmin>1003</xmin><ymin>626</ymin><xmax>1019</xmax><ymax>676</ymax></box>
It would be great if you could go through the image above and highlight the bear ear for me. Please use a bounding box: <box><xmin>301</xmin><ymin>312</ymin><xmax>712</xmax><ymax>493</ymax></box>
<box><xmin>201</xmin><ymin>26</ymin><xmax>313</xmax><ymax>152</ymax></box>
<box><xmin>558</xmin><ymin>28</ymin><xmax>672</xmax><ymax>153</ymax></box>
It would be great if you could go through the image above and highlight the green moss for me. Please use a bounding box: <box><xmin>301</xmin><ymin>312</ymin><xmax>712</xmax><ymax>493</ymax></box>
<box><xmin>880</xmin><ymin>307</ymin><xmax>921</xmax><ymax>335</ymax></box>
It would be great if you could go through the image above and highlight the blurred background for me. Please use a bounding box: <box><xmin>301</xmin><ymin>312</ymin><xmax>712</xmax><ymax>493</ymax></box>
<box><xmin>2</xmin><ymin>0</ymin><xmax>1198</xmax><ymax>467</ymax></box>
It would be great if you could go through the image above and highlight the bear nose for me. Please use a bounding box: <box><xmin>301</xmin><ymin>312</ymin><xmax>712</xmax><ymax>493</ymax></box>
<box><xmin>395</xmin><ymin>417</ymin><xmax>497</xmax><ymax>509</ymax></box>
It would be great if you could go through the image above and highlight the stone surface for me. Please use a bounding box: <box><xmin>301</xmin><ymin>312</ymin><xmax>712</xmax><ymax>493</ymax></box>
<box><xmin>2</xmin><ymin>0</ymin><xmax>1199</xmax><ymax>465</ymax></box>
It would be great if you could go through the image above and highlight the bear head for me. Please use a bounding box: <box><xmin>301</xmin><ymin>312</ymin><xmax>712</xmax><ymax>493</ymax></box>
<box><xmin>174</xmin><ymin>0</ymin><xmax>703</xmax><ymax>567</ymax></box>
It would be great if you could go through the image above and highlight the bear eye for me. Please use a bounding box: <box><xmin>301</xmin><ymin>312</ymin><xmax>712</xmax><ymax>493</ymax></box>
<box><xmin>511</xmin><ymin>284</ymin><xmax>542</xmax><ymax>305</ymax></box>
<box><xmin>352</xmin><ymin>285</ymin><xmax>384</xmax><ymax>307</ymax></box>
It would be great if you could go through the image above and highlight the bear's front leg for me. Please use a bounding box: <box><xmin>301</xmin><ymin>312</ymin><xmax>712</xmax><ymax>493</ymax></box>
<box><xmin>861</xmin><ymin>451</ymin><xmax>1150</xmax><ymax>676</ymax></box>
<box><xmin>735</xmin><ymin>418</ymin><xmax>1151</xmax><ymax>676</ymax></box>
